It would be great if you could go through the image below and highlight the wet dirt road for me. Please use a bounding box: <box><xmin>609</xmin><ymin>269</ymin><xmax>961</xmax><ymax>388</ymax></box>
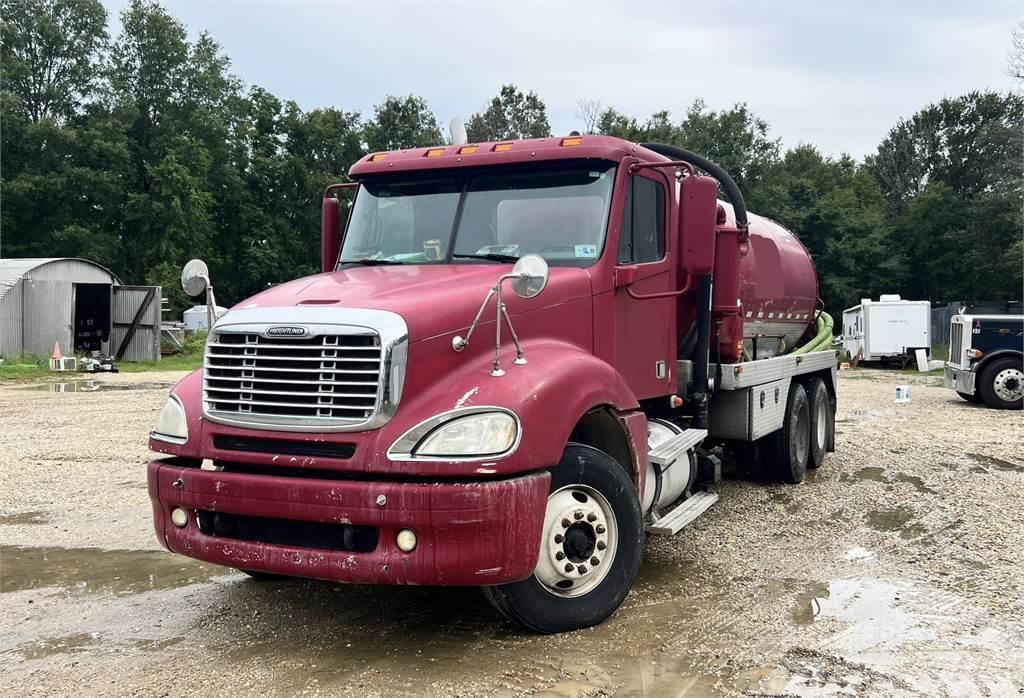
<box><xmin>1</xmin><ymin>370</ymin><xmax>1022</xmax><ymax>696</ymax></box>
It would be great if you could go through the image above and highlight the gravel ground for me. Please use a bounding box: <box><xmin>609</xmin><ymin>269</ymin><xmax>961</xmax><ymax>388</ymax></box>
<box><xmin>1</xmin><ymin>369</ymin><xmax>1022</xmax><ymax>696</ymax></box>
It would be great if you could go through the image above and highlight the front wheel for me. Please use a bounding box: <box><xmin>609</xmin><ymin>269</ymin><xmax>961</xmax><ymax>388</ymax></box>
<box><xmin>977</xmin><ymin>358</ymin><xmax>1023</xmax><ymax>410</ymax></box>
<box><xmin>482</xmin><ymin>443</ymin><xmax>644</xmax><ymax>634</ymax></box>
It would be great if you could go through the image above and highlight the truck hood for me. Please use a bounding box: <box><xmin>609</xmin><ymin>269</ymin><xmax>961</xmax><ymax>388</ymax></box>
<box><xmin>232</xmin><ymin>264</ymin><xmax>592</xmax><ymax>342</ymax></box>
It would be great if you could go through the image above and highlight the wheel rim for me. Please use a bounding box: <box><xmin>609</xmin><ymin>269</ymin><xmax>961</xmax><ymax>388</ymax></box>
<box><xmin>534</xmin><ymin>484</ymin><xmax>618</xmax><ymax>598</ymax></box>
<box><xmin>815</xmin><ymin>395</ymin><xmax>827</xmax><ymax>448</ymax></box>
<box><xmin>993</xmin><ymin>368</ymin><xmax>1023</xmax><ymax>402</ymax></box>
<box><xmin>794</xmin><ymin>403</ymin><xmax>809</xmax><ymax>464</ymax></box>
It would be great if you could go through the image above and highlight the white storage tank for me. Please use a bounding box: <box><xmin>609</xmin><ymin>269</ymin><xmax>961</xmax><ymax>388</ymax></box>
<box><xmin>182</xmin><ymin>305</ymin><xmax>227</xmax><ymax>331</ymax></box>
<box><xmin>842</xmin><ymin>295</ymin><xmax>931</xmax><ymax>363</ymax></box>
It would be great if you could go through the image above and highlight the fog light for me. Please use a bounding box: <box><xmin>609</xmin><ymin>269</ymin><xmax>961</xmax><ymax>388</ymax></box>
<box><xmin>170</xmin><ymin>507</ymin><xmax>189</xmax><ymax>528</ymax></box>
<box><xmin>396</xmin><ymin>529</ymin><xmax>417</xmax><ymax>552</ymax></box>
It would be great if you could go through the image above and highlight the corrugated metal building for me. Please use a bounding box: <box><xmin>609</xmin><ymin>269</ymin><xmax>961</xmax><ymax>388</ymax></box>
<box><xmin>0</xmin><ymin>258</ymin><xmax>161</xmax><ymax>361</ymax></box>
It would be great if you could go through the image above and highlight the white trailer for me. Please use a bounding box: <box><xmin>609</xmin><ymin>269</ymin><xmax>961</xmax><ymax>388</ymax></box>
<box><xmin>842</xmin><ymin>295</ymin><xmax>931</xmax><ymax>364</ymax></box>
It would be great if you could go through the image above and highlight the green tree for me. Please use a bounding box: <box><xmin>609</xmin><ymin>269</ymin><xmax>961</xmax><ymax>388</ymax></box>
<box><xmin>364</xmin><ymin>94</ymin><xmax>442</xmax><ymax>152</ymax></box>
<box><xmin>465</xmin><ymin>84</ymin><xmax>550</xmax><ymax>142</ymax></box>
<box><xmin>677</xmin><ymin>100</ymin><xmax>780</xmax><ymax>199</ymax></box>
<box><xmin>0</xmin><ymin>0</ymin><xmax>108</xmax><ymax>122</ymax></box>
<box><xmin>869</xmin><ymin>91</ymin><xmax>1023</xmax><ymax>206</ymax></box>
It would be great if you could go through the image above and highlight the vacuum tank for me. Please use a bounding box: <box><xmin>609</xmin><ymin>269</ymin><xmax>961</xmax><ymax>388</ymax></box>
<box><xmin>698</xmin><ymin>203</ymin><xmax>819</xmax><ymax>363</ymax></box>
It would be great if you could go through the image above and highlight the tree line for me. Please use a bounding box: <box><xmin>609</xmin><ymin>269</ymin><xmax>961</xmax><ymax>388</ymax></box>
<box><xmin>2</xmin><ymin>0</ymin><xmax>1021</xmax><ymax>318</ymax></box>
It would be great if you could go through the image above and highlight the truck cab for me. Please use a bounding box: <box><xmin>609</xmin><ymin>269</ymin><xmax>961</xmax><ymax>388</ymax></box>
<box><xmin>945</xmin><ymin>313</ymin><xmax>1024</xmax><ymax>409</ymax></box>
<box><xmin>147</xmin><ymin>135</ymin><xmax>838</xmax><ymax>633</ymax></box>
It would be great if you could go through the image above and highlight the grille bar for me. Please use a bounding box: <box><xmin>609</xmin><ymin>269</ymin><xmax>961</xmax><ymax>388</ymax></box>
<box><xmin>203</xmin><ymin>329</ymin><xmax>383</xmax><ymax>427</ymax></box>
<box><xmin>204</xmin><ymin>362</ymin><xmax>380</xmax><ymax>375</ymax></box>
<box><xmin>949</xmin><ymin>320</ymin><xmax>965</xmax><ymax>366</ymax></box>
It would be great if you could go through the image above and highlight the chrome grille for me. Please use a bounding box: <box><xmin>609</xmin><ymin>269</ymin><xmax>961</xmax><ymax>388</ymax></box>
<box><xmin>949</xmin><ymin>317</ymin><xmax>965</xmax><ymax>367</ymax></box>
<box><xmin>204</xmin><ymin>331</ymin><xmax>382</xmax><ymax>427</ymax></box>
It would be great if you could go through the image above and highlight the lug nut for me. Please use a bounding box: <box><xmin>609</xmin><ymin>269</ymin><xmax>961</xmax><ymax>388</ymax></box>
<box><xmin>574</xmin><ymin>511</ymin><xmax>584</xmax><ymax>520</ymax></box>
<box><xmin>564</xmin><ymin>563</ymin><xmax>574</xmax><ymax>572</ymax></box>
<box><xmin>556</xmin><ymin>551</ymin><xmax>565</xmax><ymax>561</ymax></box>
<box><xmin>577</xmin><ymin>564</ymin><xmax>587</xmax><ymax>574</ymax></box>
<box><xmin>590</xmin><ymin>557</ymin><xmax>600</xmax><ymax>566</ymax></box>
<box><xmin>587</xmin><ymin>513</ymin><xmax>597</xmax><ymax>522</ymax></box>
<box><xmin>561</xmin><ymin>518</ymin><xmax>570</xmax><ymax>528</ymax></box>
<box><xmin>597</xmin><ymin>541</ymin><xmax>607</xmax><ymax>551</ymax></box>
<box><xmin>596</xmin><ymin>525</ymin><xmax>606</xmax><ymax>534</ymax></box>
<box><xmin>554</xmin><ymin>534</ymin><xmax>563</xmax><ymax>543</ymax></box>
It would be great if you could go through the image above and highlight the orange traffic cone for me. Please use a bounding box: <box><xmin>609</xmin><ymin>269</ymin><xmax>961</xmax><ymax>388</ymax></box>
<box><xmin>52</xmin><ymin>341</ymin><xmax>63</xmax><ymax>360</ymax></box>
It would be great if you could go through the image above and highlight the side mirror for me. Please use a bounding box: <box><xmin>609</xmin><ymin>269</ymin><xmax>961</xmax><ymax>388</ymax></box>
<box><xmin>679</xmin><ymin>174</ymin><xmax>718</xmax><ymax>276</ymax></box>
<box><xmin>322</xmin><ymin>183</ymin><xmax>359</xmax><ymax>274</ymax></box>
<box><xmin>181</xmin><ymin>259</ymin><xmax>210</xmax><ymax>297</ymax></box>
<box><xmin>510</xmin><ymin>254</ymin><xmax>549</xmax><ymax>299</ymax></box>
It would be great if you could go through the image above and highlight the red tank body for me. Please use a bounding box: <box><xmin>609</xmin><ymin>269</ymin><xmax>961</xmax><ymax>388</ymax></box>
<box><xmin>679</xmin><ymin>201</ymin><xmax>818</xmax><ymax>364</ymax></box>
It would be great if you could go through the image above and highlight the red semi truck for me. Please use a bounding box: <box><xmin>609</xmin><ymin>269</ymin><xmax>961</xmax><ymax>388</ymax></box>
<box><xmin>148</xmin><ymin>135</ymin><xmax>837</xmax><ymax>633</ymax></box>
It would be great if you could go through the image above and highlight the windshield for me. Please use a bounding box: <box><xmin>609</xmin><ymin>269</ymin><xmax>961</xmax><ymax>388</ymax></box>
<box><xmin>339</xmin><ymin>162</ymin><xmax>616</xmax><ymax>268</ymax></box>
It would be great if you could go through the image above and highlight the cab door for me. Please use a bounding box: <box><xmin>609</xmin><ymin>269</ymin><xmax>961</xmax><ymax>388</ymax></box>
<box><xmin>612</xmin><ymin>170</ymin><xmax>677</xmax><ymax>399</ymax></box>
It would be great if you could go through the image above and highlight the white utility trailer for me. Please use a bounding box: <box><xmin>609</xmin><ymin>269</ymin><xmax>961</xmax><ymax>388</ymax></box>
<box><xmin>842</xmin><ymin>295</ymin><xmax>931</xmax><ymax>364</ymax></box>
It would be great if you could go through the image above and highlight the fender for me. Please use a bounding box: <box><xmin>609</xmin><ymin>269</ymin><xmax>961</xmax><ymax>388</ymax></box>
<box><xmin>973</xmin><ymin>349</ymin><xmax>1023</xmax><ymax>374</ymax></box>
<box><xmin>382</xmin><ymin>337</ymin><xmax>641</xmax><ymax>478</ymax></box>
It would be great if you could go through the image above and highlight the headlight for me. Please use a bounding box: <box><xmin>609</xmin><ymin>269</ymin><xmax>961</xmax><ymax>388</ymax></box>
<box><xmin>152</xmin><ymin>394</ymin><xmax>188</xmax><ymax>444</ymax></box>
<box><xmin>388</xmin><ymin>408</ymin><xmax>520</xmax><ymax>459</ymax></box>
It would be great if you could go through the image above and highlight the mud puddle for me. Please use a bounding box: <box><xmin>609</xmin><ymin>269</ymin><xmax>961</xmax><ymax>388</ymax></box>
<box><xmin>865</xmin><ymin>506</ymin><xmax>927</xmax><ymax>539</ymax></box>
<box><xmin>0</xmin><ymin>545</ymin><xmax>230</xmax><ymax>595</ymax></box>
<box><xmin>968</xmin><ymin>453</ymin><xmax>1023</xmax><ymax>472</ymax></box>
<box><xmin>0</xmin><ymin>511</ymin><xmax>49</xmax><ymax>525</ymax></box>
<box><xmin>845</xmin><ymin>466</ymin><xmax>937</xmax><ymax>494</ymax></box>
<box><xmin>19</xmin><ymin>381</ymin><xmax>172</xmax><ymax>393</ymax></box>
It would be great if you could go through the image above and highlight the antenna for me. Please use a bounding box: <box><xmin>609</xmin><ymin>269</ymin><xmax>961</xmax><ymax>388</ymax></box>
<box><xmin>449</xmin><ymin>117</ymin><xmax>468</xmax><ymax>146</ymax></box>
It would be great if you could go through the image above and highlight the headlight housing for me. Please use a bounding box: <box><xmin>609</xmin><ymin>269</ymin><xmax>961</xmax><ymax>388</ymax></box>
<box><xmin>388</xmin><ymin>408</ymin><xmax>519</xmax><ymax>459</ymax></box>
<box><xmin>152</xmin><ymin>394</ymin><xmax>188</xmax><ymax>444</ymax></box>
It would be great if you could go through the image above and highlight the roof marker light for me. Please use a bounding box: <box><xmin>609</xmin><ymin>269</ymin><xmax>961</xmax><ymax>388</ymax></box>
<box><xmin>458</xmin><ymin>145</ymin><xmax>479</xmax><ymax>155</ymax></box>
<box><xmin>493</xmin><ymin>143</ymin><xmax>514</xmax><ymax>152</ymax></box>
<box><xmin>425</xmin><ymin>148</ymin><xmax>445</xmax><ymax>157</ymax></box>
<box><xmin>560</xmin><ymin>136</ymin><xmax>584</xmax><ymax>146</ymax></box>
<box><xmin>370</xmin><ymin>153</ymin><xmax>387</xmax><ymax>162</ymax></box>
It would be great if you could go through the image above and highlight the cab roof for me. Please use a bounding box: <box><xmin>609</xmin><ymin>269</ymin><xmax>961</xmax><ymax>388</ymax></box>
<box><xmin>347</xmin><ymin>135</ymin><xmax>669</xmax><ymax>179</ymax></box>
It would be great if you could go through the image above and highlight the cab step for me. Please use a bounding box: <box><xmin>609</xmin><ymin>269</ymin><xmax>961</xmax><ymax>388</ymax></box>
<box><xmin>648</xmin><ymin>428</ymin><xmax>707</xmax><ymax>468</ymax></box>
<box><xmin>648</xmin><ymin>491</ymin><xmax>719</xmax><ymax>536</ymax></box>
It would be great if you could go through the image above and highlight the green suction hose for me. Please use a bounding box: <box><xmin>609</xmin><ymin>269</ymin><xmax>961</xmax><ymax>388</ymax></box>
<box><xmin>791</xmin><ymin>311</ymin><xmax>834</xmax><ymax>355</ymax></box>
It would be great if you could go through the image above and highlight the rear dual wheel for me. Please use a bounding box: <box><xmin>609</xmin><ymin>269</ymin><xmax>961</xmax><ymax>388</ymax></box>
<box><xmin>764</xmin><ymin>377</ymin><xmax>831</xmax><ymax>483</ymax></box>
<box><xmin>482</xmin><ymin>444</ymin><xmax>644</xmax><ymax>634</ymax></box>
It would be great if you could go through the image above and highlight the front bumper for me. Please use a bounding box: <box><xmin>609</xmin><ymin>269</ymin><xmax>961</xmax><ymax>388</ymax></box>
<box><xmin>148</xmin><ymin>459</ymin><xmax>550</xmax><ymax>586</ymax></box>
<box><xmin>945</xmin><ymin>364</ymin><xmax>975</xmax><ymax>395</ymax></box>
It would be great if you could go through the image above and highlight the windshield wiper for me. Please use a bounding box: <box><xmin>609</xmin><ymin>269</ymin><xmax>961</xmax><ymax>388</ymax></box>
<box><xmin>340</xmin><ymin>258</ymin><xmax>404</xmax><ymax>266</ymax></box>
<box><xmin>452</xmin><ymin>253</ymin><xmax>520</xmax><ymax>263</ymax></box>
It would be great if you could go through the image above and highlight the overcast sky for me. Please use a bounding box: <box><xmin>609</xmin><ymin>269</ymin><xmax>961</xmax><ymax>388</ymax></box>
<box><xmin>101</xmin><ymin>0</ymin><xmax>1021</xmax><ymax>158</ymax></box>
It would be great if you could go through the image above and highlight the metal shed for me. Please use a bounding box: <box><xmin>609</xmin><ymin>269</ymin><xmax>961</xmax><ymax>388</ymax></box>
<box><xmin>0</xmin><ymin>258</ymin><xmax>162</xmax><ymax>361</ymax></box>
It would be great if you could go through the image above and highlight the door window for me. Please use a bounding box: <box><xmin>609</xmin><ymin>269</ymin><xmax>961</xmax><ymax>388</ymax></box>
<box><xmin>618</xmin><ymin>175</ymin><xmax>665</xmax><ymax>264</ymax></box>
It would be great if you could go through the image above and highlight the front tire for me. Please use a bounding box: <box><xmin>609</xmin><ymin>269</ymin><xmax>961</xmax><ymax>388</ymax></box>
<box><xmin>977</xmin><ymin>358</ymin><xmax>1023</xmax><ymax>410</ymax></box>
<box><xmin>482</xmin><ymin>443</ymin><xmax>644</xmax><ymax>634</ymax></box>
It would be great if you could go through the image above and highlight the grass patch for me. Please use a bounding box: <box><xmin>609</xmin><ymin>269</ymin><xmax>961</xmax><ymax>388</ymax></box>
<box><xmin>2</xmin><ymin>333</ymin><xmax>205</xmax><ymax>382</ymax></box>
<box><xmin>117</xmin><ymin>353</ymin><xmax>202</xmax><ymax>373</ymax></box>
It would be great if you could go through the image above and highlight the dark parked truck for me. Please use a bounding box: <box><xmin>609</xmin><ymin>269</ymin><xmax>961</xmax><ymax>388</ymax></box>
<box><xmin>147</xmin><ymin>136</ymin><xmax>838</xmax><ymax>633</ymax></box>
<box><xmin>945</xmin><ymin>313</ymin><xmax>1024</xmax><ymax>409</ymax></box>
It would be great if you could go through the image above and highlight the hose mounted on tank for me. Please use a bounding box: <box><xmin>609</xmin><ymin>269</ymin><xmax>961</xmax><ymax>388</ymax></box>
<box><xmin>641</xmin><ymin>143</ymin><xmax>748</xmax><ymax>429</ymax></box>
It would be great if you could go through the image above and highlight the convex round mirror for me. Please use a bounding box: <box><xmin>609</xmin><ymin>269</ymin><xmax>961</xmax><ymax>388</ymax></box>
<box><xmin>181</xmin><ymin>259</ymin><xmax>210</xmax><ymax>297</ymax></box>
<box><xmin>510</xmin><ymin>254</ymin><xmax>549</xmax><ymax>299</ymax></box>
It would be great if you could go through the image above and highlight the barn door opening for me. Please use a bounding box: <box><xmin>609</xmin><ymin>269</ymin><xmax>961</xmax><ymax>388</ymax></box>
<box><xmin>112</xmin><ymin>285</ymin><xmax>161</xmax><ymax>361</ymax></box>
<box><xmin>72</xmin><ymin>283</ymin><xmax>112</xmax><ymax>354</ymax></box>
